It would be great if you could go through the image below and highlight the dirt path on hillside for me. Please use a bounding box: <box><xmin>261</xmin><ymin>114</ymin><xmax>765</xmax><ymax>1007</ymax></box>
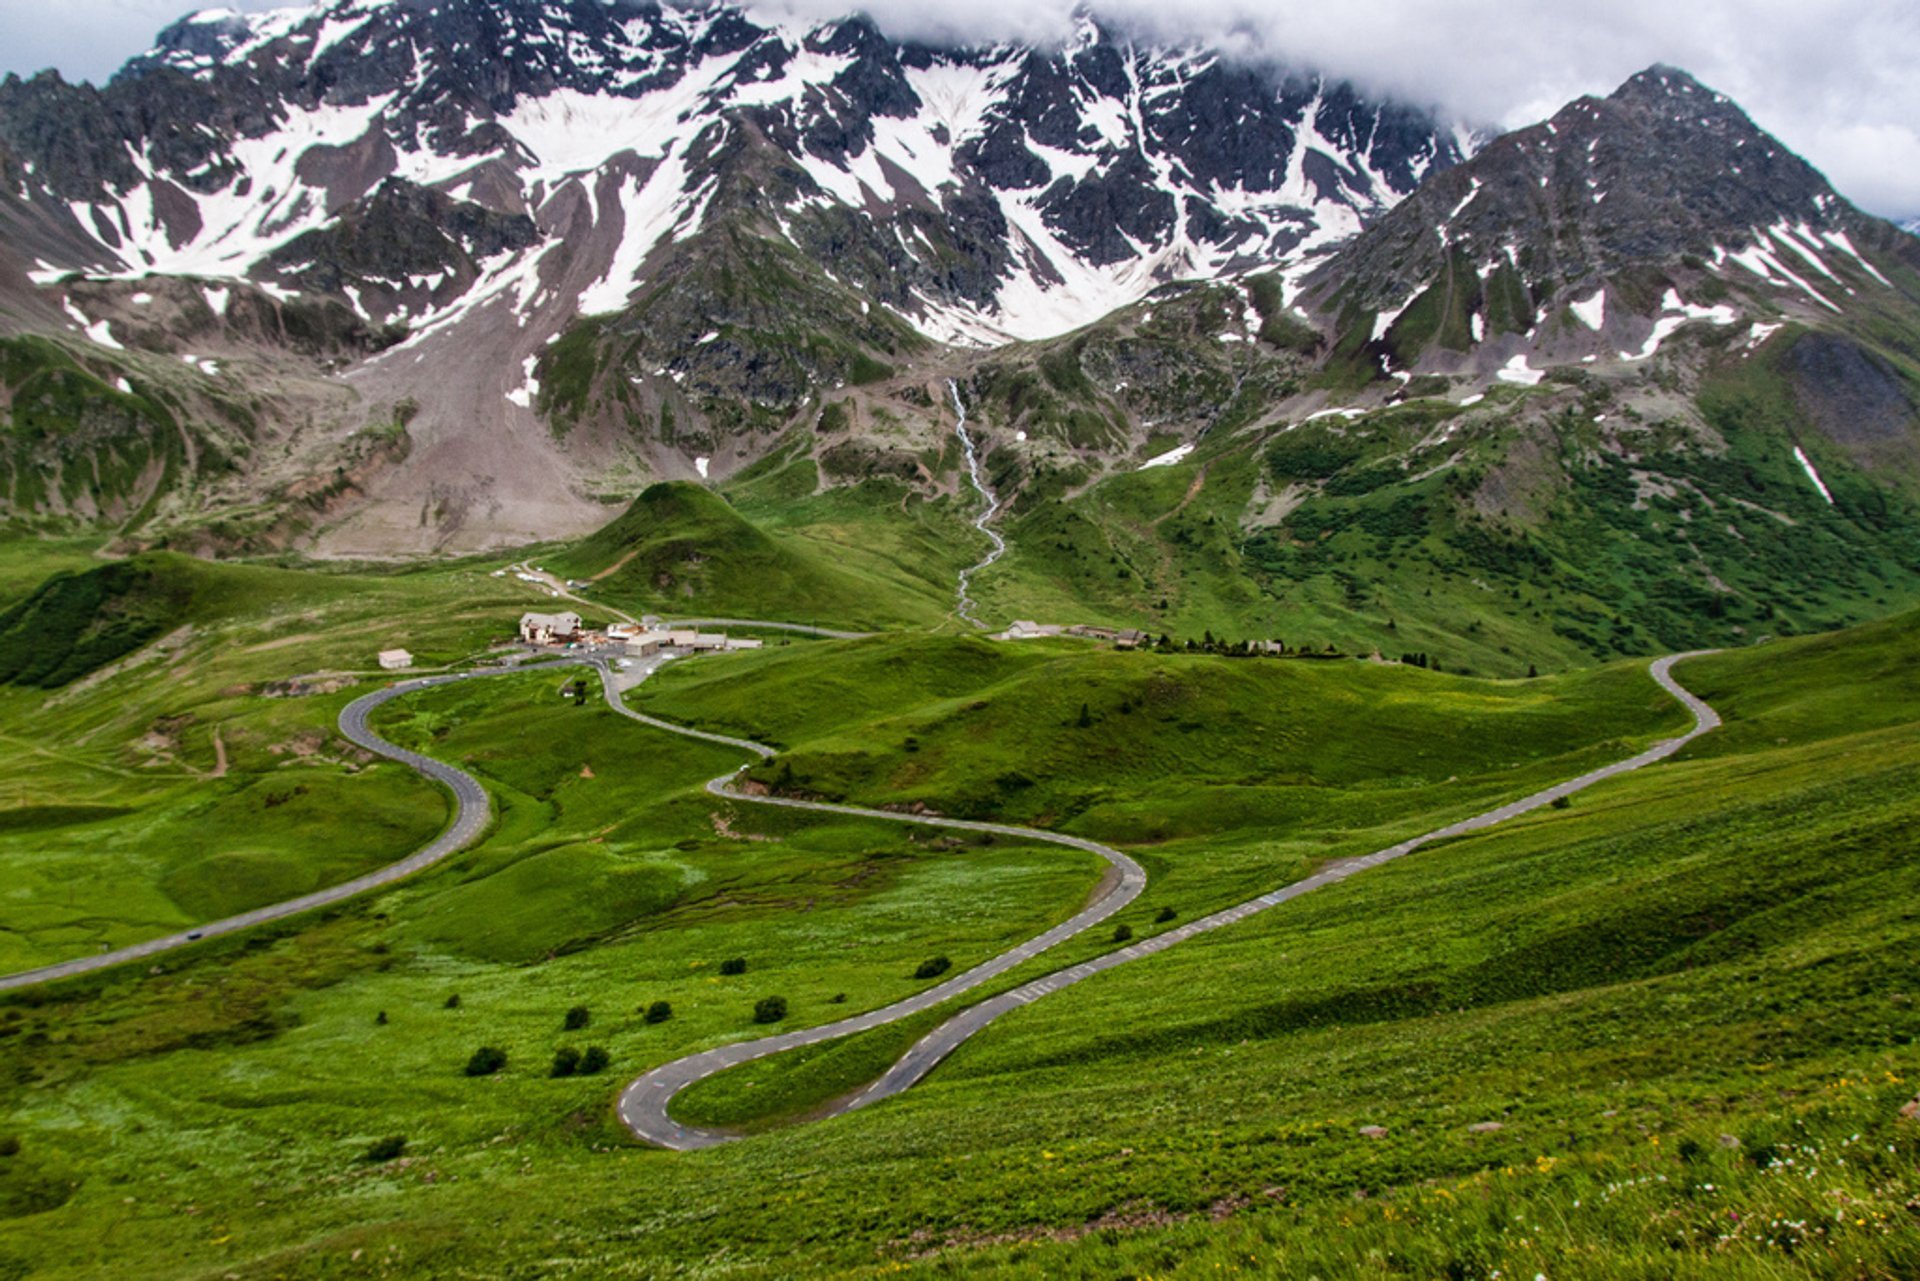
<box><xmin>1153</xmin><ymin>465</ymin><xmax>1209</xmax><ymax>526</ymax></box>
<box><xmin>589</xmin><ymin>549</ymin><xmax>639</xmax><ymax>582</ymax></box>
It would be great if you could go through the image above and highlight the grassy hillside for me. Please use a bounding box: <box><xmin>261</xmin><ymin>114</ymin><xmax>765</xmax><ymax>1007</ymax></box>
<box><xmin>959</xmin><ymin>353</ymin><xmax>1920</xmax><ymax>677</ymax></box>
<box><xmin>0</xmin><ymin>334</ymin><xmax>263</xmax><ymax>530</ymax></box>
<box><xmin>0</xmin><ymin>546</ymin><xmax>549</xmax><ymax>970</ymax></box>
<box><xmin>551</xmin><ymin>480</ymin><xmax>968</xmax><ymax>630</ymax></box>
<box><xmin>0</xmin><ymin>577</ymin><xmax>1914</xmax><ymax>1277</ymax></box>
<box><xmin>638</xmin><ymin>633</ymin><xmax>1687</xmax><ymax>833</ymax></box>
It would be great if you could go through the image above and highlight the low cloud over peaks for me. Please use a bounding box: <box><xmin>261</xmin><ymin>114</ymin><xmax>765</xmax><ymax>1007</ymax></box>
<box><xmin>763</xmin><ymin>0</ymin><xmax>1920</xmax><ymax>220</ymax></box>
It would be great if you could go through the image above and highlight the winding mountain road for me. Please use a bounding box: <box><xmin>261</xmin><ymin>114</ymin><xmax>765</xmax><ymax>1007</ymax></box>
<box><xmin>0</xmin><ymin>644</ymin><xmax>1722</xmax><ymax>1158</ymax></box>
<box><xmin>0</xmin><ymin>672</ymin><xmax>495</xmax><ymax>993</ymax></box>
<box><xmin>612</xmin><ymin>651</ymin><xmax>1722</xmax><ymax>1149</ymax></box>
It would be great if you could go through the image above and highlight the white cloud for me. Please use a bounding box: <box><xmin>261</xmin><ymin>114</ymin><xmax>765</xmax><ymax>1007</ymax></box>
<box><xmin>4</xmin><ymin>0</ymin><xmax>1918</xmax><ymax>218</ymax></box>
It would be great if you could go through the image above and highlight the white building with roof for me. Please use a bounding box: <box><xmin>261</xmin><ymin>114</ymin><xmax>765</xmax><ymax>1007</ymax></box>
<box><xmin>519</xmin><ymin>611</ymin><xmax>583</xmax><ymax>644</ymax></box>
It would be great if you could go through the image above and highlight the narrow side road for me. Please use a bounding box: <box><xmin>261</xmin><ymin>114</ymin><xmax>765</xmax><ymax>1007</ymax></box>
<box><xmin>611</xmin><ymin>652</ymin><xmax>1722</xmax><ymax>1150</ymax></box>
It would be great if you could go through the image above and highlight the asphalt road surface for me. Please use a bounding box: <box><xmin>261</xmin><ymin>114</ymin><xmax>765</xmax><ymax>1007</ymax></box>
<box><xmin>663</xmin><ymin>618</ymin><xmax>876</xmax><ymax>640</ymax></box>
<box><xmin>612</xmin><ymin>651</ymin><xmax>1723</xmax><ymax>1150</ymax></box>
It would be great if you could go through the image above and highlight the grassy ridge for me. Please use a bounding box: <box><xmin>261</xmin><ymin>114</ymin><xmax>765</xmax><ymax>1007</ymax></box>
<box><xmin>637</xmin><ymin>634</ymin><xmax>1688</xmax><ymax>831</ymax></box>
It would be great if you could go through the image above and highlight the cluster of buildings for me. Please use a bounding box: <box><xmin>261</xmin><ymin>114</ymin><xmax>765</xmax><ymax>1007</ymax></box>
<box><xmin>997</xmin><ymin>621</ymin><xmax>1150</xmax><ymax>648</ymax></box>
<box><xmin>517</xmin><ymin>611</ymin><xmax>763</xmax><ymax>656</ymax></box>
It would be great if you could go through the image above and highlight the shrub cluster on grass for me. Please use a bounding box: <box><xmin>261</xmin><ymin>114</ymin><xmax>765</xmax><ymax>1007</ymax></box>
<box><xmin>1155</xmin><ymin>907</ymin><xmax>1177</xmax><ymax>923</ymax></box>
<box><xmin>1112</xmin><ymin>924</ymin><xmax>1134</xmax><ymax>943</ymax></box>
<box><xmin>551</xmin><ymin>1047</ymin><xmax>611</xmax><ymax>1077</ymax></box>
<box><xmin>913</xmin><ymin>956</ymin><xmax>952</xmax><ymax>980</ymax></box>
<box><xmin>719</xmin><ymin>957</ymin><xmax>747</xmax><ymax>975</ymax></box>
<box><xmin>563</xmin><ymin>1005</ymin><xmax>590</xmax><ymax>1030</ymax></box>
<box><xmin>752</xmin><ymin>996</ymin><xmax>788</xmax><ymax>1024</ymax></box>
<box><xmin>643</xmin><ymin>1000</ymin><xmax>672</xmax><ymax>1024</ymax></box>
<box><xmin>464</xmin><ymin>1045</ymin><xmax>507</xmax><ymax>1077</ymax></box>
<box><xmin>362</xmin><ymin>1135</ymin><xmax>406</xmax><ymax>1163</ymax></box>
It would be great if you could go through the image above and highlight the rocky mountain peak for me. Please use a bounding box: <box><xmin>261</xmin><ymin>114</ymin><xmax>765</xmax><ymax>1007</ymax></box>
<box><xmin>1303</xmin><ymin>62</ymin><xmax>1916</xmax><ymax>377</ymax></box>
<box><xmin>3</xmin><ymin>0</ymin><xmax>1470</xmax><ymax>345</ymax></box>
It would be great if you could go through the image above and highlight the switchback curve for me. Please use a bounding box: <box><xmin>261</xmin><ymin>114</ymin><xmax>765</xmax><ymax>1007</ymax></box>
<box><xmin>612</xmin><ymin>652</ymin><xmax>1721</xmax><ymax>1149</ymax></box>
<box><xmin>0</xmin><ymin>647</ymin><xmax>1722</xmax><ymax>1157</ymax></box>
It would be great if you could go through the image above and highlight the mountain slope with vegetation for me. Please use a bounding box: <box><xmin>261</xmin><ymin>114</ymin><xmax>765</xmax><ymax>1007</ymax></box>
<box><xmin>0</xmin><ymin>588</ymin><xmax>1915</xmax><ymax>1277</ymax></box>
<box><xmin>551</xmin><ymin>479</ymin><xmax>973</xmax><ymax>629</ymax></box>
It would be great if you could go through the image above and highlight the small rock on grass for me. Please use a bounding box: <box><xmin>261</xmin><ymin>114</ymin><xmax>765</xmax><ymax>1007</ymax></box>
<box><xmin>1468</xmin><ymin>1121</ymin><xmax>1504</xmax><ymax>1134</ymax></box>
<box><xmin>1357</xmin><ymin>1125</ymin><xmax>1388</xmax><ymax>1139</ymax></box>
<box><xmin>1900</xmin><ymin>1095</ymin><xmax>1920</xmax><ymax>1121</ymax></box>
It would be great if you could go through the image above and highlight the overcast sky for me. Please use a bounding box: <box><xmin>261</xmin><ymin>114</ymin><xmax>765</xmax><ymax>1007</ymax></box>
<box><xmin>4</xmin><ymin>0</ymin><xmax>1917</xmax><ymax>219</ymax></box>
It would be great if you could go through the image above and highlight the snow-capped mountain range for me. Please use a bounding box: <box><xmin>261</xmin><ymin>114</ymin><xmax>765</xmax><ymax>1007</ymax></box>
<box><xmin>1</xmin><ymin>0</ymin><xmax>1468</xmax><ymax>346</ymax></box>
<box><xmin>2</xmin><ymin>0</ymin><xmax>1917</xmax><ymax>562</ymax></box>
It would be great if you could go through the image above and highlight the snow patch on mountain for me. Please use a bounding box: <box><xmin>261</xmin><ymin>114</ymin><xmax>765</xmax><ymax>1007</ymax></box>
<box><xmin>1794</xmin><ymin>446</ymin><xmax>1835</xmax><ymax>505</ymax></box>
<box><xmin>1569</xmin><ymin>289</ymin><xmax>1606</xmax><ymax>330</ymax></box>
<box><xmin>1495</xmin><ymin>353</ymin><xmax>1544</xmax><ymax>385</ymax></box>
<box><xmin>1139</xmin><ymin>443</ymin><xmax>1195</xmax><ymax>469</ymax></box>
<box><xmin>79</xmin><ymin>94</ymin><xmax>396</xmax><ymax>280</ymax></box>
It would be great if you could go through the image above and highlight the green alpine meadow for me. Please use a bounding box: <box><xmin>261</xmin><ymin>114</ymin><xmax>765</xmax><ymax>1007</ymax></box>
<box><xmin>2</xmin><ymin>2</ymin><xmax>1919</xmax><ymax>1277</ymax></box>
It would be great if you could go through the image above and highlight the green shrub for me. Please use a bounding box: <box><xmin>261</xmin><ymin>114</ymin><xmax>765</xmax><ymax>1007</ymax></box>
<box><xmin>362</xmin><ymin>1135</ymin><xmax>406</xmax><ymax>1162</ymax></box>
<box><xmin>913</xmin><ymin>956</ymin><xmax>952</xmax><ymax>980</ymax></box>
<box><xmin>563</xmin><ymin>1005</ymin><xmax>590</xmax><ymax>1030</ymax></box>
<box><xmin>444</xmin><ymin>993</ymin><xmax>461</xmax><ymax>1009</ymax></box>
<box><xmin>580</xmin><ymin>1046</ymin><xmax>610</xmax><ymax>1075</ymax></box>
<box><xmin>1551</xmin><ymin>796</ymin><xmax>1573</xmax><ymax>810</ymax></box>
<box><xmin>752</xmin><ymin>996</ymin><xmax>788</xmax><ymax>1024</ymax></box>
<box><xmin>719</xmin><ymin>958</ymin><xmax>747</xmax><ymax>976</ymax></box>
<box><xmin>464</xmin><ymin>1046</ymin><xmax>507</xmax><ymax>1077</ymax></box>
<box><xmin>1112</xmin><ymin>924</ymin><xmax>1134</xmax><ymax>943</ymax></box>
<box><xmin>643</xmin><ymin>1001</ymin><xmax>672</xmax><ymax>1024</ymax></box>
<box><xmin>0</xmin><ymin>1136</ymin><xmax>19</xmax><ymax>1158</ymax></box>
<box><xmin>374</xmin><ymin>1010</ymin><xmax>388</xmax><ymax>1026</ymax></box>
<box><xmin>1155</xmin><ymin>907</ymin><xmax>1177</xmax><ymax>924</ymax></box>
<box><xmin>550</xmin><ymin>1047</ymin><xmax>581</xmax><ymax>1078</ymax></box>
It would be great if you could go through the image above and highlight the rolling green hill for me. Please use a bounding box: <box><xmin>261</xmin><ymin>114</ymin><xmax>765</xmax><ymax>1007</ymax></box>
<box><xmin>552</xmin><ymin>480</ymin><xmax>968</xmax><ymax>630</ymax></box>
<box><xmin>637</xmin><ymin>633</ymin><xmax>1687</xmax><ymax>838</ymax></box>
<box><xmin>0</xmin><ymin>546</ymin><xmax>543</xmax><ymax>971</ymax></box>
